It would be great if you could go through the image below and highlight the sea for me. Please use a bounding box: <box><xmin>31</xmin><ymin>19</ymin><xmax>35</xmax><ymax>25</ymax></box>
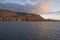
<box><xmin>0</xmin><ymin>21</ymin><xmax>60</xmax><ymax>40</ymax></box>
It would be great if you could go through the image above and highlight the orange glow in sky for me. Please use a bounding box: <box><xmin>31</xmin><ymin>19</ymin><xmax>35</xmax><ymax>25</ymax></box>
<box><xmin>36</xmin><ymin>0</ymin><xmax>51</xmax><ymax>14</ymax></box>
<box><xmin>39</xmin><ymin>3</ymin><xmax>49</xmax><ymax>13</ymax></box>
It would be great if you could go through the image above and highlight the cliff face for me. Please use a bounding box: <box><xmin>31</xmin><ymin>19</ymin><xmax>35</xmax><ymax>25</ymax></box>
<box><xmin>0</xmin><ymin>10</ymin><xmax>44</xmax><ymax>21</ymax></box>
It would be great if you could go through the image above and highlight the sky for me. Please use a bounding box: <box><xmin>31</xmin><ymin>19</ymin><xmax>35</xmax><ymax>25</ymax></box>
<box><xmin>49</xmin><ymin>0</ymin><xmax>60</xmax><ymax>12</ymax></box>
<box><xmin>0</xmin><ymin>0</ymin><xmax>60</xmax><ymax>20</ymax></box>
<box><xmin>0</xmin><ymin>0</ymin><xmax>52</xmax><ymax>13</ymax></box>
<box><xmin>40</xmin><ymin>0</ymin><xmax>60</xmax><ymax>20</ymax></box>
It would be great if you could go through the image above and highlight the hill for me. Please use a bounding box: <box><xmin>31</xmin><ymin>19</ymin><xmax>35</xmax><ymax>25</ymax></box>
<box><xmin>0</xmin><ymin>10</ymin><xmax>44</xmax><ymax>21</ymax></box>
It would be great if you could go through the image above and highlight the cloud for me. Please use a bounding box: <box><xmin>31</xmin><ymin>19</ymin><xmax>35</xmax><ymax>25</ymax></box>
<box><xmin>0</xmin><ymin>0</ymin><xmax>52</xmax><ymax>15</ymax></box>
<box><xmin>27</xmin><ymin>0</ymin><xmax>52</xmax><ymax>14</ymax></box>
<box><xmin>37</xmin><ymin>0</ymin><xmax>51</xmax><ymax>13</ymax></box>
<box><xmin>39</xmin><ymin>2</ymin><xmax>49</xmax><ymax>13</ymax></box>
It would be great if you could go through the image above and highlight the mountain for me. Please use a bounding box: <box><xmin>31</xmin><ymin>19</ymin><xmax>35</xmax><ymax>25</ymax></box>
<box><xmin>0</xmin><ymin>10</ymin><xmax>44</xmax><ymax>21</ymax></box>
<box><xmin>0</xmin><ymin>10</ymin><xmax>59</xmax><ymax>21</ymax></box>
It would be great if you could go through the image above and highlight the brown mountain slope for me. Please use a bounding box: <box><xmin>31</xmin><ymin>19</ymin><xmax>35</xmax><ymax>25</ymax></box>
<box><xmin>0</xmin><ymin>10</ymin><xmax>17</xmax><ymax>16</ymax></box>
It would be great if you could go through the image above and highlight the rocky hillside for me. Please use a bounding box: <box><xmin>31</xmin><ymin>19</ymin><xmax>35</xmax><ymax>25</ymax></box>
<box><xmin>0</xmin><ymin>10</ymin><xmax>44</xmax><ymax>21</ymax></box>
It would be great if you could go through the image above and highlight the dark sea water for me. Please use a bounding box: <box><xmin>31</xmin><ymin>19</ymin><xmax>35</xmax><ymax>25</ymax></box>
<box><xmin>0</xmin><ymin>21</ymin><xmax>60</xmax><ymax>40</ymax></box>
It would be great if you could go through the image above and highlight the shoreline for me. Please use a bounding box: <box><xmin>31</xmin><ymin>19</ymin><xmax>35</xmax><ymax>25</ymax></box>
<box><xmin>0</xmin><ymin>20</ymin><xmax>60</xmax><ymax>22</ymax></box>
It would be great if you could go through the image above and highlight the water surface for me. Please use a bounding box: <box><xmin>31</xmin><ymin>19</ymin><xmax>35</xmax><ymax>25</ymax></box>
<box><xmin>0</xmin><ymin>21</ymin><xmax>60</xmax><ymax>40</ymax></box>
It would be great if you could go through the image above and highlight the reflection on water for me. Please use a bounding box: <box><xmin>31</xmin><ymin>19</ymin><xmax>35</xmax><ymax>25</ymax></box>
<box><xmin>0</xmin><ymin>21</ymin><xmax>60</xmax><ymax>40</ymax></box>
